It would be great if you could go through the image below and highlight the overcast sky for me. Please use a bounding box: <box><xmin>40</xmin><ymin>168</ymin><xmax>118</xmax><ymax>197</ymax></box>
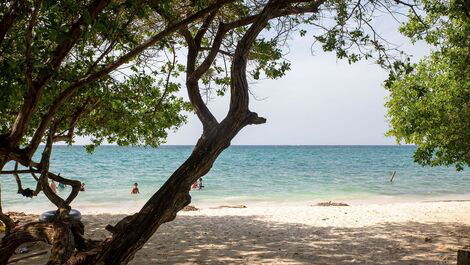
<box><xmin>163</xmin><ymin>18</ymin><xmax>429</xmax><ymax>145</ymax></box>
<box><xmin>74</xmin><ymin>15</ymin><xmax>429</xmax><ymax>146</ymax></box>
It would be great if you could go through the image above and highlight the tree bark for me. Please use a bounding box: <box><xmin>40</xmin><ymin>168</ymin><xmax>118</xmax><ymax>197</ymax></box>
<box><xmin>93</xmin><ymin>1</ymin><xmax>278</xmax><ymax>263</ymax></box>
<box><xmin>0</xmin><ymin>222</ymin><xmax>75</xmax><ymax>265</ymax></box>
<box><xmin>98</xmin><ymin>130</ymin><xmax>232</xmax><ymax>264</ymax></box>
<box><xmin>0</xmin><ymin>156</ymin><xmax>16</xmax><ymax>236</ymax></box>
<box><xmin>0</xmin><ymin>1</ymin><xmax>25</xmax><ymax>45</ymax></box>
<box><xmin>458</xmin><ymin>249</ymin><xmax>470</xmax><ymax>265</ymax></box>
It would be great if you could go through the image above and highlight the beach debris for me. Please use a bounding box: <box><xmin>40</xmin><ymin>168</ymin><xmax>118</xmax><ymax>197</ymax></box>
<box><xmin>390</xmin><ymin>171</ymin><xmax>397</xmax><ymax>182</ymax></box>
<box><xmin>213</xmin><ymin>205</ymin><xmax>247</xmax><ymax>209</ymax></box>
<box><xmin>313</xmin><ymin>201</ymin><xmax>349</xmax><ymax>207</ymax></box>
<box><xmin>6</xmin><ymin>211</ymin><xmax>27</xmax><ymax>217</ymax></box>
<box><xmin>17</xmin><ymin>247</ymin><xmax>30</xmax><ymax>254</ymax></box>
<box><xmin>424</xmin><ymin>236</ymin><xmax>432</xmax><ymax>243</ymax></box>
<box><xmin>182</xmin><ymin>205</ymin><xmax>199</xmax><ymax>211</ymax></box>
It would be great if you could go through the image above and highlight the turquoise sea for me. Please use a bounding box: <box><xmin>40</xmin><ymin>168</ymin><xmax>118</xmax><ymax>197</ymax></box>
<box><xmin>1</xmin><ymin>145</ymin><xmax>470</xmax><ymax>212</ymax></box>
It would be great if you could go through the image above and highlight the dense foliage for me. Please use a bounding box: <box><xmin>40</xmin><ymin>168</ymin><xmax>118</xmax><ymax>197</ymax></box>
<box><xmin>0</xmin><ymin>0</ymin><xmax>190</xmax><ymax>150</ymax></box>
<box><xmin>0</xmin><ymin>0</ymin><xmax>298</xmax><ymax>151</ymax></box>
<box><xmin>386</xmin><ymin>0</ymin><xmax>470</xmax><ymax>170</ymax></box>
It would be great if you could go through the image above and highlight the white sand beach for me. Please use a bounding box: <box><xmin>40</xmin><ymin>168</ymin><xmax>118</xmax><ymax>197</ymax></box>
<box><xmin>4</xmin><ymin>200</ymin><xmax>470</xmax><ymax>264</ymax></box>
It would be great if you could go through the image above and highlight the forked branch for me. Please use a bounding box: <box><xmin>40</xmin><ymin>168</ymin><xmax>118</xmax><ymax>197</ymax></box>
<box><xmin>228</xmin><ymin>0</ymin><xmax>286</xmax><ymax>117</ymax></box>
<box><xmin>0</xmin><ymin>221</ymin><xmax>75</xmax><ymax>265</ymax></box>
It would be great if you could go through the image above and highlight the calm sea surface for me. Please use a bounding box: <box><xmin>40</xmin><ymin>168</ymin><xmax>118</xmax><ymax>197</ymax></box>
<box><xmin>1</xmin><ymin>145</ymin><xmax>470</xmax><ymax>212</ymax></box>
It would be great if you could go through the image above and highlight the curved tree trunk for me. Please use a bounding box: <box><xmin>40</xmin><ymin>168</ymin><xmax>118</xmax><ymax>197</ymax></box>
<box><xmin>92</xmin><ymin>1</ymin><xmax>280</xmax><ymax>262</ymax></box>
<box><xmin>0</xmin><ymin>221</ymin><xmax>75</xmax><ymax>265</ymax></box>
<box><xmin>0</xmin><ymin>1</ymin><xmax>305</xmax><ymax>264</ymax></box>
<box><xmin>98</xmin><ymin>126</ymin><xmax>237</xmax><ymax>264</ymax></box>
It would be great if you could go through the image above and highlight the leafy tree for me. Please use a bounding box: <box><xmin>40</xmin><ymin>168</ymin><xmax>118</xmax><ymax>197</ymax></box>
<box><xmin>385</xmin><ymin>0</ymin><xmax>470</xmax><ymax>170</ymax></box>
<box><xmin>0</xmin><ymin>0</ymin><xmax>426</xmax><ymax>264</ymax></box>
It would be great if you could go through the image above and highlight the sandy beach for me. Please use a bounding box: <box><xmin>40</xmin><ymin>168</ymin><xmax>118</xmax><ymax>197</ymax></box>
<box><xmin>4</xmin><ymin>200</ymin><xmax>470</xmax><ymax>264</ymax></box>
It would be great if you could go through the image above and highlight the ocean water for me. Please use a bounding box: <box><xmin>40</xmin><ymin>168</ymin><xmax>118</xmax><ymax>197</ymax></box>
<box><xmin>1</xmin><ymin>145</ymin><xmax>470</xmax><ymax>212</ymax></box>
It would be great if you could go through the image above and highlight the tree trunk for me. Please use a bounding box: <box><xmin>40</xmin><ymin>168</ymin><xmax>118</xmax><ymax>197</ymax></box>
<box><xmin>458</xmin><ymin>249</ymin><xmax>470</xmax><ymax>265</ymax></box>
<box><xmin>81</xmin><ymin>2</ymin><xmax>277</xmax><ymax>263</ymax></box>
<box><xmin>97</xmin><ymin>126</ymin><xmax>236</xmax><ymax>264</ymax></box>
<box><xmin>0</xmin><ymin>222</ymin><xmax>75</xmax><ymax>265</ymax></box>
<box><xmin>0</xmin><ymin>1</ymin><xmax>278</xmax><ymax>264</ymax></box>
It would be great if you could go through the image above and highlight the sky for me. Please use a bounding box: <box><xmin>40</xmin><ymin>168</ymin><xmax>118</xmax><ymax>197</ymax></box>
<box><xmin>75</xmin><ymin>13</ymin><xmax>430</xmax><ymax>146</ymax></box>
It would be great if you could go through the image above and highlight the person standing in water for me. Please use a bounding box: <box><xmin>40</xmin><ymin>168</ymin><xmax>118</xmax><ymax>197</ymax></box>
<box><xmin>191</xmin><ymin>182</ymin><xmax>198</xmax><ymax>189</ymax></box>
<box><xmin>131</xmin><ymin>183</ymin><xmax>140</xmax><ymax>194</ymax></box>
<box><xmin>50</xmin><ymin>181</ymin><xmax>57</xmax><ymax>193</ymax></box>
<box><xmin>198</xmin><ymin>178</ymin><xmax>204</xmax><ymax>190</ymax></box>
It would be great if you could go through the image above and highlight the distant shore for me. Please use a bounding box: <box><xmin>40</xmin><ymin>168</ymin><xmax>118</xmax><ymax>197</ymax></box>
<box><xmin>6</xmin><ymin>200</ymin><xmax>470</xmax><ymax>264</ymax></box>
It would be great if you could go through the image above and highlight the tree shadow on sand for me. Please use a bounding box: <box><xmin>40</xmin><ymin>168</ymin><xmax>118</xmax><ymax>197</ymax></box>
<box><xmin>6</xmin><ymin>214</ymin><xmax>470</xmax><ymax>264</ymax></box>
<box><xmin>132</xmin><ymin>215</ymin><xmax>470</xmax><ymax>265</ymax></box>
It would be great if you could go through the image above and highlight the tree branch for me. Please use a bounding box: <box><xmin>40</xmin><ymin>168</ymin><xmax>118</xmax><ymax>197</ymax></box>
<box><xmin>0</xmin><ymin>169</ymin><xmax>41</xmax><ymax>175</ymax></box>
<box><xmin>0</xmin><ymin>182</ymin><xmax>15</xmax><ymax>235</ymax></box>
<box><xmin>194</xmin><ymin>11</ymin><xmax>218</xmax><ymax>47</ymax></box>
<box><xmin>37</xmin><ymin>124</ymin><xmax>73</xmax><ymax>219</ymax></box>
<box><xmin>0</xmin><ymin>1</ymin><xmax>25</xmax><ymax>45</ymax></box>
<box><xmin>24</xmin><ymin>0</ymin><xmax>42</xmax><ymax>91</ymax></box>
<box><xmin>52</xmin><ymin>98</ymin><xmax>99</xmax><ymax>144</ymax></box>
<box><xmin>47</xmin><ymin>172</ymin><xmax>81</xmax><ymax>206</ymax></box>
<box><xmin>221</xmin><ymin>0</ymin><xmax>325</xmax><ymax>122</ymax></box>
<box><xmin>26</xmin><ymin>0</ymin><xmax>235</xmax><ymax>155</ymax></box>
<box><xmin>246</xmin><ymin>112</ymin><xmax>267</xmax><ymax>125</ymax></box>
<box><xmin>13</xmin><ymin>162</ymin><xmax>24</xmax><ymax>194</ymax></box>
<box><xmin>0</xmin><ymin>221</ymin><xmax>75</xmax><ymax>265</ymax></box>
<box><xmin>154</xmin><ymin>2</ymin><xmax>228</xmax><ymax>130</ymax></box>
<box><xmin>200</xmin><ymin>47</ymin><xmax>233</xmax><ymax>57</ymax></box>
<box><xmin>84</xmin><ymin>8</ymin><xmax>140</xmax><ymax>76</ymax></box>
<box><xmin>184</xmin><ymin>30</ymin><xmax>220</xmax><ymax>130</ymax></box>
<box><xmin>182</xmin><ymin>1</ymin><xmax>326</xmax><ymax>129</ymax></box>
<box><xmin>175</xmin><ymin>8</ymin><xmax>227</xmax><ymax>130</ymax></box>
<box><xmin>191</xmin><ymin>23</ymin><xmax>228</xmax><ymax>80</ymax></box>
<box><xmin>227</xmin><ymin>0</ymin><xmax>287</xmax><ymax>117</ymax></box>
<box><xmin>225</xmin><ymin>2</ymin><xmax>324</xmax><ymax>30</ymax></box>
<box><xmin>152</xmin><ymin>47</ymin><xmax>177</xmax><ymax>115</ymax></box>
<box><xmin>7</xmin><ymin>0</ymin><xmax>111</xmax><ymax>148</ymax></box>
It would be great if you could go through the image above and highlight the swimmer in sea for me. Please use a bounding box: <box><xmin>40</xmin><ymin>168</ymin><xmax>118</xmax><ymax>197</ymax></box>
<box><xmin>131</xmin><ymin>182</ymin><xmax>140</xmax><ymax>194</ymax></box>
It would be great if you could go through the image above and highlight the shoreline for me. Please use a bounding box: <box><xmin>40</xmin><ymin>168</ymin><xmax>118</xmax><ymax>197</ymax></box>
<box><xmin>4</xmin><ymin>193</ymin><xmax>470</xmax><ymax>215</ymax></box>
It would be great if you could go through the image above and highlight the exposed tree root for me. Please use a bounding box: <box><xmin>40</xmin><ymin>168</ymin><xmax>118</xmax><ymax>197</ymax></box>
<box><xmin>0</xmin><ymin>222</ymin><xmax>75</xmax><ymax>265</ymax></box>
